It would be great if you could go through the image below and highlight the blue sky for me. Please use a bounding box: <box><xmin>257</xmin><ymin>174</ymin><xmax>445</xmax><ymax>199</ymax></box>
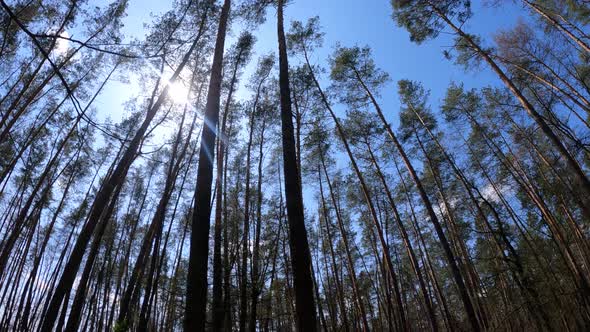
<box><xmin>89</xmin><ymin>0</ymin><xmax>527</xmax><ymax>217</ymax></box>
<box><xmin>105</xmin><ymin>0</ymin><xmax>525</xmax><ymax>196</ymax></box>
<box><xmin>104</xmin><ymin>0</ymin><xmax>526</xmax><ymax>126</ymax></box>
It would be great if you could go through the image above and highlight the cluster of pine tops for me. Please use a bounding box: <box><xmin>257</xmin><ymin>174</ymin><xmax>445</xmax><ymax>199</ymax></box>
<box><xmin>1</xmin><ymin>0</ymin><xmax>589</xmax><ymax>331</ymax></box>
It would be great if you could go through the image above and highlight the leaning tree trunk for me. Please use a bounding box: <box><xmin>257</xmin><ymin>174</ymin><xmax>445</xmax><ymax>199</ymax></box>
<box><xmin>428</xmin><ymin>1</ymin><xmax>590</xmax><ymax>203</ymax></box>
<box><xmin>239</xmin><ymin>107</ymin><xmax>256</xmax><ymax>332</ymax></box>
<box><xmin>523</xmin><ymin>0</ymin><xmax>590</xmax><ymax>54</ymax></box>
<box><xmin>185</xmin><ymin>0</ymin><xmax>231</xmax><ymax>330</ymax></box>
<box><xmin>116</xmin><ymin>105</ymin><xmax>198</xmax><ymax>329</ymax></box>
<box><xmin>320</xmin><ymin>156</ymin><xmax>370</xmax><ymax>331</ymax></box>
<box><xmin>353</xmin><ymin>65</ymin><xmax>481</xmax><ymax>331</ymax></box>
<box><xmin>39</xmin><ymin>10</ymin><xmax>207</xmax><ymax>329</ymax></box>
<box><xmin>411</xmin><ymin>106</ymin><xmax>554</xmax><ymax>329</ymax></box>
<box><xmin>249</xmin><ymin>113</ymin><xmax>268</xmax><ymax>332</ymax></box>
<box><xmin>365</xmin><ymin>143</ymin><xmax>438</xmax><ymax>331</ymax></box>
<box><xmin>303</xmin><ymin>45</ymin><xmax>405</xmax><ymax>330</ymax></box>
<box><xmin>212</xmin><ymin>39</ymin><xmax>245</xmax><ymax>332</ymax></box>
<box><xmin>276</xmin><ymin>0</ymin><xmax>318</xmax><ymax>330</ymax></box>
<box><xmin>317</xmin><ymin>167</ymin><xmax>350</xmax><ymax>331</ymax></box>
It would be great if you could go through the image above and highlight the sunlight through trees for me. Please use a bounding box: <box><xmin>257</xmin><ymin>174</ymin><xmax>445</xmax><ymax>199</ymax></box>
<box><xmin>0</xmin><ymin>0</ymin><xmax>589</xmax><ymax>330</ymax></box>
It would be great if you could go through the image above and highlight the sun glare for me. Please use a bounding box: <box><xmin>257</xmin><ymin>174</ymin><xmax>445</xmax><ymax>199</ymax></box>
<box><xmin>168</xmin><ymin>81</ymin><xmax>189</xmax><ymax>104</ymax></box>
<box><xmin>50</xmin><ymin>30</ymin><xmax>70</xmax><ymax>56</ymax></box>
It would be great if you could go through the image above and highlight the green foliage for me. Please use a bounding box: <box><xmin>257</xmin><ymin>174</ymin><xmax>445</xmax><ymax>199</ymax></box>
<box><xmin>397</xmin><ymin>79</ymin><xmax>437</xmax><ymax>143</ymax></box>
<box><xmin>391</xmin><ymin>0</ymin><xmax>472</xmax><ymax>43</ymax></box>
<box><xmin>329</xmin><ymin>45</ymin><xmax>389</xmax><ymax>107</ymax></box>
<box><xmin>341</xmin><ymin>109</ymin><xmax>384</xmax><ymax>148</ymax></box>
<box><xmin>235</xmin><ymin>31</ymin><xmax>256</xmax><ymax>66</ymax></box>
<box><xmin>1</xmin><ymin>0</ymin><xmax>589</xmax><ymax>330</ymax></box>
<box><xmin>113</xmin><ymin>319</ymin><xmax>128</xmax><ymax>332</ymax></box>
<box><xmin>287</xmin><ymin>16</ymin><xmax>324</xmax><ymax>54</ymax></box>
<box><xmin>453</xmin><ymin>33</ymin><xmax>486</xmax><ymax>69</ymax></box>
<box><xmin>441</xmin><ymin>82</ymin><xmax>480</xmax><ymax>123</ymax></box>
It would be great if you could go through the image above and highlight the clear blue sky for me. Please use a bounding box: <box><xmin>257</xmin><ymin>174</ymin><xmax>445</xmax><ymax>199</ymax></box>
<box><xmin>102</xmin><ymin>0</ymin><xmax>525</xmax><ymax>126</ymax></box>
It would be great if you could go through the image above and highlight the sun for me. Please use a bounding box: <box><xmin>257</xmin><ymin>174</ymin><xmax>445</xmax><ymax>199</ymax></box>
<box><xmin>55</xmin><ymin>30</ymin><xmax>70</xmax><ymax>55</ymax></box>
<box><xmin>168</xmin><ymin>81</ymin><xmax>189</xmax><ymax>104</ymax></box>
<box><xmin>47</xmin><ymin>29</ymin><xmax>70</xmax><ymax>57</ymax></box>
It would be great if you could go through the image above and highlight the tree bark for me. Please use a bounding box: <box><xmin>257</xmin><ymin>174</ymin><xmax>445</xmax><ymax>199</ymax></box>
<box><xmin>276</xmin><ymin>0</ymin><xmax>318</xmax><ymax>330</ymax></box>
<box><xmin>429</xmin><ymin>1</ymin><xmax>590</xmax><ymax>203</ymax></box>
<box><xmin>185</xmin><ymin>0</ymin><xmax>231</xmax><ymax>330</ymax></box>
<box><xmin>352</xmin><ymin>65</ymin><xmax>481</xmax><ymax>331</ymax></box>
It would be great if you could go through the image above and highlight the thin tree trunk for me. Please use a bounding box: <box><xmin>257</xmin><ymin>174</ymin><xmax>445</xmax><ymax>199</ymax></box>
<box><xmin>239</xmin><ymin>106</ymin><xmax>256</xmax><ymax>332</ymax></box>
<box><xmin>249</xmin><ymin>112</ymin><xmax>268</xmax><ymax>332</ymax></box>
<box><xmin>352</xmin><ymin>65</ymin><xmax>480</xmax><ymax>331</ymax></box>
<box><xmin>320</xmin><ymin>158</ymin><xmax>369</xmax><ymax>331</ymax></box>
<box><xmin>523</xmin><ymin>0</ymin><xmax>590</xmax><ymax>53</ymax></box>
<box><xmin>212</xmin><ymin>39</ymin><xmax>245</xmax><ymax>332</ymax></box>
<box><xmin>428</xmin><ymin>1</ymin><xmax>590</xmax><ymax>202</ymax></box>
<box><xmin>317</xmin><ymin>165</ymin><xmax>351</xmax><ymax>332</ymax></box>
<box><xmin>40</xmin><ymin>12</ymin><xmax>206</xmax><ymax>328</ymax></box>
<box><xmin>301</xmin><ymin>41</ymin><xmax>399</xmax><ymax>329</ymax></box>
<box><xmin>365</xmin><ymin>142</ymin><xmax>438</xmax><ymax>331</ymax></box>
<box><xmin>411</xmin><ymin>108</ymin><xmax>554</xmax><ymax>329</ymax></box>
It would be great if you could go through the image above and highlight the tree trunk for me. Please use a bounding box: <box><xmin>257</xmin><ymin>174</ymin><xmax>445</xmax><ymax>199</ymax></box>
<box><xmin>276</xmin><ymin>1</ymin><xmax>318</xmax><ymax>330</ymax></box>
<box><xmin>365</xmin><ymin>143</ymin><xmax>438</xmax><ymax>331</ymax></box>
<box><xmin>429</xmin><ymin>1</ymin><xmax>590</xmax><ymax>202</ymax></box>
<box><xmin>320</xmin><ymin>154</ymin><xmax>369</xmax><ymax>331</ymax></box>
<box><xmin>39</xmin><ymin>11</ymin><xmax>207</xmax><ymax>329</ymax></box>
<box><xmin>317</xmin><ymin>164</ymin><xmax>351</xmax><ymax>332</ymax></box>
<box><xmin>352</xmin><ymin>65</ymin><xmax>480</xmax><ymax>331</ymax></box>
<box><xmin>212</xmin><ymin>41</ymin><xmax>245</xmax><ymax>332</ymax></box>
<box><xmin>249</xmin><ymin>112</ymin><xmax>268</xmax><ymax>332</ymax></box>
<box><xmin>523</xmin><ymin>0</ymin><xmax>590</xmax><ymax>53</ymax></box>
<box><xmin>185</xmin><ymin>0</ymin><xmax>231</xmax><ymax>330</ymax></box>
<box><xmin>239</xmin><ymin>106</ymin><xmax>256</xmax><ymax>332</ymax></box>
